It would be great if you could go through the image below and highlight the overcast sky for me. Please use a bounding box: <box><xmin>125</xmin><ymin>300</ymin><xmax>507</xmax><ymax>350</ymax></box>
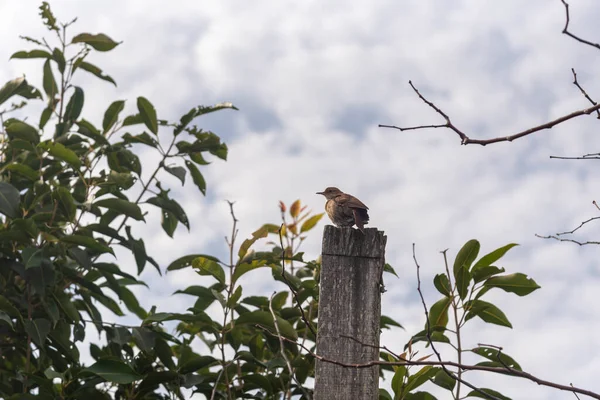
<box><xmin>3</xmin><ymin>1</ymin><xmax>600</xmax><ymax>398</ymax></box>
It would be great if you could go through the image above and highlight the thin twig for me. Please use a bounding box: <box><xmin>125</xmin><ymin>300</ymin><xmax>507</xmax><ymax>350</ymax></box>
<box><xmin>560</xmin><ymin>0</ymin><xmax>600</xmax><ymax>50</ymax></box>
<box><xmin>535</xmin><ymin>234</ymin><xmax>600</xmax><ymax>246</ymax></box>
<box><xmin>570</xmin><ymin>69</ymin><xmax>600</xmax><ymax>118</ymax></box>
<box><xmin>379</xmin><ymin>81</ymin><xmax>600</xmax><ymax>146</ymax></box>
<box><xmin>258</xmin><ymin>324</ymin><xmax>600</xmax><ymax>399</ymax></box>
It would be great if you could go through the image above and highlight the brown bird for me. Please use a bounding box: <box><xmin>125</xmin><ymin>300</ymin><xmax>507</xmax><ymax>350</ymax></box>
<box><xmin>316</xmin><ymin>187</ymin><xmax>370</xmax><ymax>233</ymax></box>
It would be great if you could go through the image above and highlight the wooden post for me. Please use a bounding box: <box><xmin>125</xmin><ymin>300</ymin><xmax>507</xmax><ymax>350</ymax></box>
<box><xmin>314</xmin><ymin>225</ymin><xmax>387</xmax><ymax>400</ymax></box>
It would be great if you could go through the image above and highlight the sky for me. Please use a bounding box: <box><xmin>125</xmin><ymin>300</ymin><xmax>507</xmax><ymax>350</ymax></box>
<box><xmin>2</xmin><ymin>0</ymin><xmax>600</xmax><ymax>399</ymax></box>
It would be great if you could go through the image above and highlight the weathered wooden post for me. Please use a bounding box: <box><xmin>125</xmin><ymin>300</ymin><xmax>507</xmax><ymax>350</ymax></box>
<box><xmin>314</xmin><ymin>225</ymin><xmax>387</xmax><ymax>400</ymax></box>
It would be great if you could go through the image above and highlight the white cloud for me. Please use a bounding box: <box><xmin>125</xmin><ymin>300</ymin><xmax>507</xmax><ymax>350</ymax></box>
<box><xmin>3</xmin><ymin>0</ymin><xmax>600</xmax><ymax>398</ymax></box>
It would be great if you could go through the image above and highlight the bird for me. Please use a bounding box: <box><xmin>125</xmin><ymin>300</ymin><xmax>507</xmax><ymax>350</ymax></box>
<box><xmin>316</xmin><ymin>187</ymin><xmax>369</xmax><ymax>233</ymax></box>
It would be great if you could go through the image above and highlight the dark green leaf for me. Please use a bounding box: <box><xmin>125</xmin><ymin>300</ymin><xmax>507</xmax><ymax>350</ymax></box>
<box><xmin>24</xmin><ymin>318</ymin><xmax>51</xmax><ymax>346</ymax></box>
<box><xmin>165</xmin><ymin>165</ymin><xmax>186</xmax><ymax>185</ymax></box>
<box><xmin>63</xmin><ymin>87</ymin><xmax>84</xmax><ymax>123</ymax></box>
<box><xmin>0</xmin><ymin>294</ymin><xmax>24</xmax><ymax>325</ymax></box>
<box><xmin>466</xmin><ymin>388</ymin><xmax>511</xmax><ymax>400</ymax></box>
<box><xmin>77</xmin><ymin>61</ymin><xmax>116</xmax><ymax>86</ymax></box>
<box><xmin>178</xmin><ymin>355</ymin><xmax>217</xmax><ymax>374</ymax></box>
<box><xmin>0</xmin><ymin>76</ymin><xmax>27</xmax><ymax>106</ymax></box>
<box><xmin>236</xmin><ymin>310</ymin><xmax>298</xmax><ymax>340</ymax></box>
<box><xmin>5</xmin><ymin>119</ymin><xmax>40</xmax><ymax>143</ymax></box>
<box><xmin>427</xmin><ymin>297</ymin><xmax>451</xmax><ymax>329</ymax></box>
<box><xmin>119</xmin><ymin>286</ymin><xmax>147</xmax><ymax>319</ymax></box>
<box><xmin>137</xmin><ymin>96</ymin><xmax>158</xmax><ymax>134</ymax></box>
<box><xmin>243</xmin><ymin>373</ymin><xmax>273</xmax><ymax>395</ymax></box>
<box><xmin>0</xmin><ymin>311</ymin><xmax>14</xmax><ymax>329</ymax></box>
<box><xmin>54</xmin><ymin>292</ymin><xmax>81</xmax><ymax>323</ymax></box>
<box><xmin>132</xmin><ymin>327</ymin><xmax>155</xmax><ymax>352</ymax></box>
<box><xmin>405</xmin><ymin>393</ymin><xmax>439</xmax><ymax>400</ymax></box>
<box><xmin>484</xmin><ymin>273</ymin><xmax>541</xmax><ymax>296</ymax></box>
<box><xmin>39</xmin><ymin>105</ymin><xmax>53</xmax><ymax>129</ymax></box>
<box><xmin>403</xmin><ymin>366</ymin><xmax>440</xmax><ymax>393</ymax></box>
<box><xmin>432</xmin><ymin>369</ymin><xmax>455</xmax><ymax>391</ymax></box>
<box><xmin>10</xmin><ymin>49</ymin><xmax>52</xmax><ymax>59</ymax></box>
<box><xmin>161</xmin><ymin>210</ymin><xmax>177</xmax><ymax>237</ymax></box>
<box><xmin>464</xmin><ymin>300</ymin><xmax>512</xmax><ymax>328</ymax></box>
<box><xmin>185</xmin><ymin>161</ymin><xmax>206</xmax><ymax>195</ymax></box>
<box><xmin>2</xmin><ymin>163</ymin><xmax>37</xmax><ymax>181</ymax></box>
<box><xmin>453</xmin><ymin>239</ymin><xmax>480</xmax><ymax>278</ymax></box>
<box><xmin>433</xmin><ymin>274</ymin><xmax>451</xmax><ymax>296</ymax></box>
<box><xmin>72</xmin><ymin>33</ymin><xmax>121</xmax><ymax>51</ymax></box>
<box><xmin>22</xmin><ymin>247</ymin><xmax>44</xmax><ymax>269</ymax></box>
<box><xmin>146</xmin><ymin>196</ymin><xmax>188</xmax><ymax>228</ymax></box>
<box><xmin>103</xmin><ymin>100</ymin><xmax>125</xmax><ymax>133</ymax></box>
<box><xmin>52</xmin><ymin>48</ymin><xmax>66</xmax><ymax>73</ymax></box>
<box><xmin>193</xmin><ymin>257</ymin><xmax>225</xmax><ymax>284</ymax></box>
<box><xmin>472</xmin><ymin>346</ymin><xmax>521</xmax><ymax>371</ymax></box>
<box><xmin>122</xmin><ymin>132</ymin><xmax>158</xmax><ymax>148</ymax></box>
<box><xmin>0</xmin><ymin>182</ymin><xmax>21</xmax><ymax>218</ymax></box>
<box><xmin>473</xmin><ymin>243</ymin><xmax>519</xmax><ymax>270</ymax></box>
<box><xmin>77</xmin><ymin>119</ymin><xmax>109</xmax><ymax>145</ymax></box>
<box><xmin>155</xmin><ymin>338</ymin><xmax>176</xmax><ymax>370</ymax></box>
<box><xmin>227</xmin><ymin>286</ymin><xmax>243</xmax><ymax>308</ymax></box>
<box><xmin>232</xmin><ymin>260</ymin><xmax>268</xmax><ymax>285</ymax></box>
<box><xmin>40</xmin><ymin>141</ymin><xmax>81</xmax><ymax>167</ymax></box>
<box><xmin>166</xmin><ymin>254</ymin><xmax>221</xmax><ymax>272</ymax></box>
<box><xmin>42</xmin><ymin>59</ymin><xmax>58</xmax><ymax>99</ymax></box>
<box><xmin>95</xmin><ymin>197</ymin><xmax>144</xmax><ymax>221</ymax></box>
<box><xmin>52</xmin><ymin>186</ymin><xmax>77</xmax><ymax>222</ymax></box>
<box><xmin>60</xmin><ymin>235</ymin><xmax>114</xmax><ymax>255</ymax></box>
<box><xmin>381</xmin><ymin>315</ymin><xmax>403</xmax><ymax>330</ymax></box>
<box><xmin>39</xmin><ymin>2</ymin><xmax>58</xmax><ymax>30</ymax></box>
<box><xmin>456</xmin><ymin>265</ymin><xmax>471</xmax><ymax>300</ymax></box>
<box><xmin>84</xmin><ymin>360</ymin><xmax>142</xmax><ymax>384</ymax></box>
<box><xmin>379</xmin><ymin>389</ymin><xmax>394</xmax><ymax>400</ymax></box>
<box><xmin>472</xmin><ymin>265</ymin><xmax>506</xmax><ymax>284</ymax></box>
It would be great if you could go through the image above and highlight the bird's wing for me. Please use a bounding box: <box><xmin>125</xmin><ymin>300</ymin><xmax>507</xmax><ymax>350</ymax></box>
<box><xmin>337</xmin><ymin>193</ymin><xmax>369</xmax><ymax>210</ymax></box>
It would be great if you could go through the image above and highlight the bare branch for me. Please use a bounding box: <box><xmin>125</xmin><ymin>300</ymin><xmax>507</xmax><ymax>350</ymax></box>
<box><xmin>571</xmin><ymin>69</ymin><xmax>600</xmax><ymax>118</ymax></box>
<box><xmin>535</xmin><ymin>234</ymin><xmax>600</xmax><ymax>246</ymax></box>
<box><xmin>379</xmin><ymin>81</ymin><xmax>600</xmax><ymax>146</ymax></box>
<box><xmin>258</xmin><ymin>324</ymin><xmax>600</xmax><ymax>400</ymax></box>
<box><xmin>561</xmin><ymin>0</ymin><xmax>600</xmax><ymax>51</ymax></box>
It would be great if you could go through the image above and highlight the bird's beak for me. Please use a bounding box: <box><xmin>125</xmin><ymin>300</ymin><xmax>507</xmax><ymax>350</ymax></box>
<box><xmin>316</xmin><ymin>191</ymin><xmax>323</xmax><ymax>195</ymax></box>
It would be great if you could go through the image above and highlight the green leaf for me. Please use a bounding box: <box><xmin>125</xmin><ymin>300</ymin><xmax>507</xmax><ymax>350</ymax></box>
<box><xmin>472</xmin><ymin>346</ymin><xmax>522</xmax><ymax>371</ymax></box>
<box><xmin>433</xmin><ymin>274</ymin><xmax>451</xmax><ymax>296</ymax></box>
<box><xmin>72</xmin><ymin>33</ymin><xmax>121</xmax><ymax>51</ymax></box>
<box><xmin>103</xmin><ymin>100</ymin><xmax>125</xmax><ymax>133</ymax></box>
<box><xmin>466</xmin><ymin>388</ymin><xmax>511</xmax><ymax>400</ymax></box>
<box><xmin>185</xmin><ymin>161</ymin><xmax>206</xmax><ymax>195</ymax></box>
<box><xmin>60</xmin><ymin>235</ymin><xmax>114</xmax><ymax>255</ymax></box>
<box><xmin>146</xmin><ymin>196</ymin><xmax>189</xmax><ymax>229</ymax></box>
<box><xmin>52</xmin><ymin>48</ymin><xmax>66</xmax><ymax>73</ymax></box>
<box><xmin>236</xmin><ymin>310</ymin><xmax>298</xmax><ymax>340</ymax></box>
<box><xmin>0</xmin><ymin>294</ymin><xmax>24</xmax><ymax>325</ymax></box>
<box><xmin>381</xmin><ymin>315</ymin><xmax>404</xmax><ymax>330</ymax></box>
<box><xmin>403</xmin><ymin>366</ymin><xmax>440</xmax><ymax>393</ymax></box>
<box><xmin>432</xmin><ymin>369</ymin><xmax>455</xmax><ymax>391</ymax></box>
<box><xmin>464</xmin><ymin>300</ymin><xmax>512</xmax><ymax>328</ymax></box>
<box><xmin>2</xmin><ymin>163</ymin><xmax>38</xmax><ymax>181</ymax></box>
<box><xmin>22</xmin><ymin>247</ymin><xmax>44</xmax><ymax>269</ymax></box>
<box><xmin>166</xmin><ymin>254</ymin><xmax>221</xmax><ymax>271</ymax></box>
<box><xmin>193</xmin><ymin>257</ymin><xmax>225</xmax><ymax>284</ymax></box>
<box><xmin>155</xmin><ymin>338</ymin><xmax>176</xmax><ymax>370</ymax></box>
<box><xmin>456</xmin><ymin>265</ymin><xmax>471</xmax><ymax>300</ymax></box>
<box><xmin>132</xmin><ymin>327</ymin><xmax>155</xmax><ymax>352</ymax></box>
<box><xmin>63</xmin><ymin>87</ymin><xmax>84</xmax><ymax>123</ymax></box>
<box><xmin>39</xmin><ymin>2</ymin><xmax>58</xmax><ymax>30</ymax></box>
<box><xmin>178</xmin><ymin>355</ymin><xmax>217</xmax><ymax>374</ymax></box>
<box><xmin>383</xmin><ymin>263</ymin><xmax>399</xmax><ymax>278</ymax></box>
<box><xmin>10</xmin><ymin>49</ymin><xmax>52</xmax><ymax>60</ymax></box>
<box><xmin>39</xmin><ymin>105</ymin><xmax>53</xmax><ymax>129</ymax></box>
<box><xmin>54</xmin><ymin>292</ymin><xmax>81</xmax><ymax>323</ymax></box>
<box><xmin>42</xmin><ymin>59</ymin><xmax>58</xmax><ymax>99</ymax></box>
<box><xmin>0</xmin><ymin>77</ymin><xmax>27</xmax><ymax>106</ymax></box>
<box><xmin>165</xmin><ymin>165</ymin><xmax>186</xmax><ymax>186</ymax></box>
<box><xmin>5</xmin><ymin>119</ymin><xmax>40</xmax><ymax>143</ymax></box>
<box><xmin>95</xmin><ymin>197</ymin><xmax>144</xmax><ymax>221</ymax></box>
<box><xmin>24</xmin><ymin>318</ymin><xmax>51</xmax><ymax>346</ymax></box>
<box><xmin>379</xmin><ymin>389</ymin><xmax>394</xmax><ymax>400</ymax></box>
<box><xmin>405</xmin><ymin>393</ymin><xmax>439</xmax><ymax>400</ymax></box>
<box><xmin>0</xmin><ymin>182</ymin><xmax>21</xmax><ymax>218</ymax></box>
<box><xmin>122</xmin><ymin>132</ymin><xmax>158</xmax><ymax>148</ymax></box>
<box><xmin>52</xmin><ymin>186</ymin><xmax>77</xmax><ymax>222</ymax></box>
<box><xmin>300</xmin><ymin>213</ymin><xmax>324</xmax><ymax>233</ymax></box>
<box><xmin>427</xmin><ymin>297</ymin><xmax>451</xmax><ymax>329</ymax></box>
<box><xmin>484</xmin><ymin>273</ymin><xmax>541</xmax><ymax>296</ymax></box>
<box><xmin>119</xmin><ymin>287</ymin><xmax>147</xmax><ymax>319</ymax></box>
<box><xmin>77</xmin><ymin>61</ymin><xmax>117</xmax><ymax>86</ymax></box>
<box><xmin>473</xmin><ymin>243</ymin><xmax>519</xmax><ymax>270</ymax></box>
<box><xmin>453</xmin><ymin>239</ymin><xmax>480</xmax><ymax>278</ymax></box>
<box><xmin>84</xmin><ymin>360</ymin><xmax>142</xmax><ymax>384</ymax></box>
<box><xmin>472</xmin><ymin>265</ymin><xmax>506</xmax><ymax>283</ymax></box>
<box><xmin>77</xmin><ymin>119</ymin><xmax>109</xmax><ymax>145</ymax></box>
<box><xmin>238</xmin><ymin>225</ymin><xmax>270</xmax><ymax>259</ymax></box>
<box><xmin>227</xmin><ymin>286</ymin><xmax>243</xmax><ymax>308</ymax></box>
<box><xmin>137</xmin><ymin>97</ymin><xmax>158</xmax><ymax>134</ymax></box>
<box><xmin>40</xmin><ymin>141</ymin><xmax>81</xmax><ymax>168</ymax></box>
<box><xmin>0</xmin><ymin>311</ymin><xmax>14</xmax><ymax>329</ymax></box>
<box><xmin>232</xmin><ymin>260</ymin><xmax>268</xmax><ymax>285</ymax></box>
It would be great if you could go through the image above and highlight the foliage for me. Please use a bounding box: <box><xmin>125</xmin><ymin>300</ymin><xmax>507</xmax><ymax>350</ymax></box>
<box><xmin>380</xmin><ymin>240</ymin><xmax>540</xmax><ymax>400</ymax></box>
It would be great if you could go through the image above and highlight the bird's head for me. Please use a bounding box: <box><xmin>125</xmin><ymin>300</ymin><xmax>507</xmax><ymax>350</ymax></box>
<box><xmin>316</xmin><ymin>187</ymin><xmax>343</xmax><ymax>200</ymax></box>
